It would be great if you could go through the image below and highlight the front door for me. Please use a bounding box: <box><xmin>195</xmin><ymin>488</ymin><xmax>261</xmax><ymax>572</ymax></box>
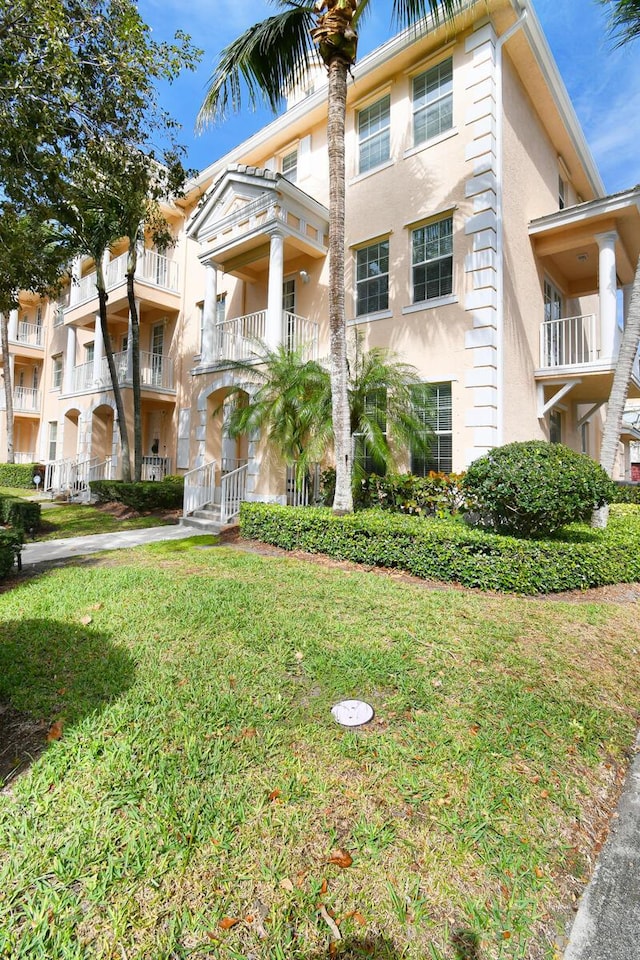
<box><xmin>283</xmin><ymin>278</ymin><xmax>296</xmax><ymax>351</ymax></box>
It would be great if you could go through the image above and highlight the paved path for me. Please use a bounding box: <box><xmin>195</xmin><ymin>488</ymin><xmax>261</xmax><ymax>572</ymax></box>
<box><xmin>20</xmin><ymin>524</ymin><xmax>199</xmax><ymax>567</ymax></box>
<box><xmin>562</xmin><ymin>731</ymin><xmax>640</xmax><ymax>959</ymax></box>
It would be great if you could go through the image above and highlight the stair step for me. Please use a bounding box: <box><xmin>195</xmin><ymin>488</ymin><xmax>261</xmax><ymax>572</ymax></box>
<box><xmin>179</xmin><ymin>516</ymin><xmax>224</xmax><ymax>533</ymax></box>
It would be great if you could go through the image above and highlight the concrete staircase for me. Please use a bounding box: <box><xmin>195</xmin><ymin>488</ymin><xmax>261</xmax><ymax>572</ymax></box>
<box><xmin>179</xmin><ymin>503</ymin><xmax>230</xmax><ymax>534</ymax></box>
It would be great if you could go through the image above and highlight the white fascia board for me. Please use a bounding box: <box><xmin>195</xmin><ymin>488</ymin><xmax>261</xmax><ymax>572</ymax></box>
<box><xmin>528</xmin><ymin>185</ymin><xmax>640</xmax><ymax>235</ymax></box>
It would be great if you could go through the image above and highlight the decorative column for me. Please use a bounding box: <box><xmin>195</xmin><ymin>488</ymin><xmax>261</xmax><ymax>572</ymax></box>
<box><xmin>266</xmin><ymin>230</ymin><xmax>284</xmax><ymax>350</ymax></box>
<box><xmin>201</xmin><ymin>260</ymin><xmax>219</xmax><ymax>364</ymax></box>
<box><xmin>595</xmin><ymin>231</ymin><xmax>619</xmax><ymax>361</ymax></box>
<box><xmin>93</xmin><ymin>314</ymin><xmax>104</xmax><ymax>384</ymax></box>
<box><xmin>7</xmin><ymin>309</ymin><xmax>18</xmax><ymax>341</ymax></box>
<box><xmin>63</xmin><ymin>325</ymin><xmax>77</xmax><ymax>394</ymax></box>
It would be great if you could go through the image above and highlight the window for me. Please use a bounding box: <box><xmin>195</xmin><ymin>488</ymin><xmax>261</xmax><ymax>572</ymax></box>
<box><xmin>544</xmin><ymin>278</ymin><xmax>563</xmax><ymax>366</ymax></box>
<box><xmin>48</xmin><ymin>422</ymin><xmax>58</xmax><ymax>462</ymax></box>
<box><xmin>52</xmin><ymin>355</ymin><xmax>63</xmax><ymax>390</ymax></box>
<box><xmin>354</xmin><ymin>389</ymin><xmax>387</xmax><ymax>476</ymax></box>
<box><xmin>558</xmin><ymin>176</ymin><xmax>566</xmax><ymax>209</ymax></box>
<box><xmin>412</xmin><ymin>216</ymin><xmax>453</xmax><ymax>303</ymax></box>
<box><xmin>549</xmin><ymin>409</ymin><xmax>562</xmax><ymax>444</ymax></box>
<box><xmin>358</xmin><ymin>95</ymin><xmax>390</xmax><ymax>174</ymax></box>
<box><xmin>85</xmin><ymin>342</ymin><xmax>94</xmax><ymax>365</ymax></box>
<box><xmin>32</xmin><ymin>367</ymin><xmax>39</xmax><ymax>391</ymax></box>
<box><xmin>411</xmin><ymin>382</ymin><xmax>453</xmax><ymax>475</ymax></box>
<box><xmin>356</xmin><ymin>240</ymin><xmax>389</xmax><ymax>316</ymax></box>
<box><xmin>413</xmin><ymin>58</ymin><xmax>453</xmax><ymax>147</ymax></box>
<box><xmin>282</xmin><ymin>149</ymin><xmax>297</xmax><ymax>184</ymax></box>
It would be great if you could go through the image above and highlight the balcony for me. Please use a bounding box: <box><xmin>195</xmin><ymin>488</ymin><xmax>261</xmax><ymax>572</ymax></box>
<box><xmin>0</xmin><ymin>386</ymin><xmax>41</xmax><ymax>413</ymax></box>
<box><xmin>12</xmin><ymin>322</ymin><xmax>44</xmax><ymax>348</ymax></box>
<box><xmin>213</xmin><ymin>311</ymin><xmax>318</xmax><ymax>364</ymax></box>
<box><xmin>539</xmin><ymin>314</ymin><xmax>600</xmax><ymax>369</ymax></box>
<box><xmin>71</xmin><ymin>350</ymin><xmax>174</xmax><ymax>394</ymax></box>
<box><xmin>70</xmin><ymin>250</ymin><xmax>179</xmax><ymax>311</ymax></box>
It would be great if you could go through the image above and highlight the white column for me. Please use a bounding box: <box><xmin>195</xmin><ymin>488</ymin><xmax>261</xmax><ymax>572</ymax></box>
<box><xmin>595</xmin><ymin>231</ymin><xmax>619</xmax><ymax>361</ymax></box>
<box><xmin>63</xmin><ymin>325</ymin><xmax>77</xmax><ymax>394</ymax></box>
<box><xmin>70</xmin><ymin>257</ymin><xmax>82</xmax><ymax>305</ymax></box>
<box><xmin>201</xmin><ymin>261</ymin><xmax>219</xmax><ymax>364</ymax></box>
<box><xmin>266</xmin><ymin>231</ymin><xmax>284</xmax><ymax>349</ymax></box>
<box><xmin>93</xmin><ymin>314</ymin><xmax>104</xmax><ymax>383</ymax></box>
<box><xmin>8</xmin><ymin>309</ymin><xmax>18</xmax><ymax>341</ymax></box>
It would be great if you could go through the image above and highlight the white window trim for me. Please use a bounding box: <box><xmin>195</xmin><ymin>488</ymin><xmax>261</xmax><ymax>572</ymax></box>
<box><xmin>409</xmin><ymin>214</ymin><xmax>454</xmax><ymax>307</ymax></box>
<box><xmin>354</xmin><ymin>238</ymin><xmax>390</xmax><ymax>319</ymax></box>
<box><xmin>402</xmin><ymin>295</ymin><xmax>458</xmax><ymax>315</ymax></box>
<box><xmin>411</xmin><ymin>55</ymin><xmax>454</xmax><ymax>150</ymax></box>
<box><xmin>357</xmin><ymin>93</ymin><xmax>391</xmax><ymax>177</ymax></box>
<box><xmin>348</xmin><ymin>309</ymin><xmax>393</xmax><ymax>326</ymax></box>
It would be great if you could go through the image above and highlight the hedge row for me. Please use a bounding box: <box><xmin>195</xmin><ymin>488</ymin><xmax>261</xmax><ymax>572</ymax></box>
<box><xmin>0</xmin><ymin>530</ymin><xmax>22</xmax><ymax>579</ymax></box>
<box><xmin>0</xmin><ymin>497</ymin><xmax>41</xmax><ymax>531</ymax></box>
<box><xmin>239</xmin><ymin>502</ymin><xmax>640</xmax><ymax>595</ymax></box>
<box><xmin>0</xmin><ymin>463</ymin><xmax>41</xmax><ymax>488</ymax></box>
<box><xmin>89</xmin><ymin>478</ymin><xmax>184</xmax><ymax>511</ymax></box>
<box><xmin>614</xmin><ymin>483</ymin><xmax>640</xmax><ymax>504</ymax></box>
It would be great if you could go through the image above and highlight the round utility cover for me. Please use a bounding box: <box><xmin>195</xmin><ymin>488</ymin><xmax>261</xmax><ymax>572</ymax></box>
<box><xmin>331</xmin><ymin>699</ymin><xmax>374</xmax><ymax>727</ymax></box>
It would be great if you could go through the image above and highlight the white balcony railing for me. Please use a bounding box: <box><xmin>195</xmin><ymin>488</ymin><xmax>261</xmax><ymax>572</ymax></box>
<box><xmin>0</xmin><ymin>387</ymin><xmax>41</xmax><ymax>412</ymax></box>
<box><xmin>12</xmin><ymin>322</ymin><xmax>44</xmax><ymax>347</ymax></box>
<box><xmin>141</xmin><ymin>456</ymin><xmax>172</xmax><ymax>481</ymax></box>
<box><xmin>184</xmin><ymin>460</ymin><xmax>216</xmax><ymax>516</ymax></box>
<box><xmin>540</xmin><ymin>314</ymin><xmax>598</xmax><ymax>369</ymax></box>
<box><xmin>70</xmin><ymin>350</ymin><xmax>172</xmax><ymax>393</ymax></box>
<box><xmin>14</xmin><ymin>451</ymin><xmax>36</xmax><ymax>464</ymax></box>
<box><xmin>70</xmin><ymin>249</ymin><xmax>179</xmax><ymax>310</ymax></box>
<box><xmin>214</xmin><ymin>310</ymin><xmax>318</xmax><ymax>363</ymax></box>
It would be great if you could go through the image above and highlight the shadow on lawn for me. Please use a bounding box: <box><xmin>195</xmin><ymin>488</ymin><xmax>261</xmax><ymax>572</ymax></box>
<box><xmin>0</xmin><ymin>618</ymin><xmax>134</xmax><ymax>786</ymax></box>
<box><xmin>301</xmin><ymin>928</ymin><xmax>482</xmax><ymax>959</ymax></box>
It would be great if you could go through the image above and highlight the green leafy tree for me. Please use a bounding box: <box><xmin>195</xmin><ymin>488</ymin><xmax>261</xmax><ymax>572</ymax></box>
<box><xmin>198</xmin><ymin>0</ymin><xmax>462</xmax><ymax>514</ymax></box>
<box><xmin>0</xmin><ymin>208</ymin><xmax>70</xmax><ymax>462</ymax></box>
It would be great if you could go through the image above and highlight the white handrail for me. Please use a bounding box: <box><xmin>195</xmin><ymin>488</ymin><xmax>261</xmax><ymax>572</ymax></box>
<box><xmin>220</xmin><ymin>462</ymin><xmax>248</xmax><ymax>524</ymax></box>
<box><xmin>540</xmin><ymin>314</ymin><xmax>598</xmax><ymax>368</ymax></box>
<box><xmin>183</xmin><ymin>460</ymin><xmax>216</xmax><ymax>516</ymax></box>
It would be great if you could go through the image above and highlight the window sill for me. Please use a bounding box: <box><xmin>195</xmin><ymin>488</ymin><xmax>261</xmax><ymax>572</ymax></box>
<box><xmin>349</xmin><ymin>159</ymin><xmax>394</xmax><ymax>185</ymax></box>
<box><xmin>403</xmin><ymin>127</ymin><xmax>458</xmax><ymax>160</ymax></box>
<box><xmin>402</xmin><ymin>295</ymin><xmax>458</xmax><ymax>315</ymax></box>
<box><xmin>348</xmin><ymin>309</ymin><xmax>393</xmax><ymax>326</ymax></box>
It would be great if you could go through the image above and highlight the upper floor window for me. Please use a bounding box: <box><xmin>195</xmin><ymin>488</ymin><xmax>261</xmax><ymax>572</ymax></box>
<box><xmin>358</xmin><ymin>95</ymin><xmax>390</xmax><ymax>174</ymax></box>
<box><xmin>356</xmin><ymin>240</ymin><xmax>389</xmax><ymax>316</ymax></box>
<box><xmin>413</xmin><ymin>58</ymin><xmax>453</xmax><ymax>147</ymax></box>
<box><xmin>52</xmin><ymin>355</ymin><xmax>63</xmax><ymax>390</ymax></box>
<box><xmin>282</xmin><ymin>149</ymin><xmax>297</xmax><ymax>184</ymax></box>
<box><xmin>411</xmin><ymin>382</ymin><xmax>453</xmax><ymax>475</ymax></box>
<box><xmin>412</xmin><ymin>215</ymin><xmax>453</xmax><ymax>304</ymax></box>
<box><xmin>558</xmin><ymin>176</ymin><xmax>566</xmax><ymax>209</ymax></box>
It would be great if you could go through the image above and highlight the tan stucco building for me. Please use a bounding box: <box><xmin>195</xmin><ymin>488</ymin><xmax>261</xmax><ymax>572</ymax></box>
<box><xmin>2</xmin><ymin>0</ymin><xmax>639</xmax><ymax>514</ymax></box>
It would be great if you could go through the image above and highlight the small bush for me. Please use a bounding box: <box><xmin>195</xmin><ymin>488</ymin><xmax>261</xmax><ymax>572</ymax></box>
<box><xmin>239</xmin><ymin>502</ymin><xmax>640</xmax><ymax>595</ymax></box>
<box><xmin>613</xmin><ymin>483</ymin><xmax>640</xmax><ymax>504</ymax></box>
<box><xmin>462</xmin><ymin>441</ymin><xmax>614</xmax><ymax>537</ymax></box>
<box><xmin>0</xmin><ymin>529</ymin><xmax>22</xmax><ymax>579</ymax></box>
<box><xmin>360</xmin><ymin>471</ymin><xmax>465</xmax><ymax>516</ymax></box>
<box><xmin>162</xmin><ymin>475</ymin><xmax>184</xmax><ymax>485</ymax></box>
<box><xmin>0</xmin><ymin>497</ymin><xmax>41</xmax><ymax>531</ymax></box>
<box><xmin>0</xmin><ymin>463</ymin><xmax>42</xmax><ymax>489</ymax></box>
<box><xmin>89</xmin><ymin>480</ymin><xmax>184</xmax><ymax>511</ymax></box>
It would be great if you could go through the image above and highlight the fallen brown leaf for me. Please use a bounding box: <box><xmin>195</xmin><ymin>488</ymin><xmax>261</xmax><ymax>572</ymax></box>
<box><xmin>327</xmin><ymin>849</ymin><xmax>353</xmax><ymax>868</ymax></box>
<box><xmin>280</xmin><ymin>878</ymin><xmax>294</xmax><ymax>892</ymax></box>
<box><xmin>219</xmin><ymin>917</ymin><xmax>240</xmax><ymax>930</ymax></box>
<box><xmin>46</xmin><ymin>720</ymin><xmax>63</xmax><ymax>742</ymax></box>
<box><xmin>268</xmin><ymin>788</ymin><xmax>281</xmax><ymax>802</ymax></box>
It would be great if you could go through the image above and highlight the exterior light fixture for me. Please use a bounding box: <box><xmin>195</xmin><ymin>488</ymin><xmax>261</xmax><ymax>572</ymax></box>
<box><xmin>299</xmin><ymin>270</ymin><xmax>310</xmax><ymax>283</ymax></box>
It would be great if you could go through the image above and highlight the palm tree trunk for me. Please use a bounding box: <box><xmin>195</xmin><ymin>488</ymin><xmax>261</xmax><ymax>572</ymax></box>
<box><xmin>593</xmin><ymin>255</ymin><xmax>640</xmax><ymax>528</ymax></box>
<box><xmin>126</xmin><ymin>242</ymin><xmax>142</xmax><ymax>482</ymax></box>
<box><xmin>0</xmin><ymin>312</ymin><xmax>15</xmax><ymax>463</ymax></box>
<box><xmin>327</xmin><ymin>57</ymin><xmax>353</xmax><ymax>514</ymax></box>
<box><xmin>96</xmin><ymin>260</ymin><xmax>132</xmax><ymax>482</ymax></box>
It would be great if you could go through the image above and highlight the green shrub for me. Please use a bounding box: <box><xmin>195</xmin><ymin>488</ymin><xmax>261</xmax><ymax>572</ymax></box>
<box><xmin>239</xmin><ymin>502</ymin><xmax>640</xmax><ymax>595</ymax></box>
<box><xmin>89</xmin><ymin>480</ymin><xmax>184</xmax><ymax>511</ymax></box>
<box><xmin>0</xmin><ymin>497</ymin><xmax>41</xmax><ymax>531</ymax></box>
<box><xmin>162</xmin><ymin>475</ymin><xmax>184</xmax><ymax>485</ymax></box>
<box><xmin>462</xmin><ymin>441</ymin><xmax>614</xmax><ymax>538</ymax></box>
<box><xmin>0</xmin><ymin>529</ymin><xmax>22</xmax><ymax>579</ymax></box>
<box><xmin>360</xmin><ymin>471</ymin><xmax>465</xmax><ymax>516</ymax></box>
<box><xmin>0</xmin><ymin>463</ymin><xmax>42</xmax><ymax>489</ymax></box>
<box><xmin>613</xmin><ymin>483</ymin><xmax>640</xmax><ymax>504</ymax></box>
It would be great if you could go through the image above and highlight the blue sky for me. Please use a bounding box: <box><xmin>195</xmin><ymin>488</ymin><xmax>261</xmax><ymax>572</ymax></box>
<box><xmin>139</xmin><ymin>0</ymin><xmax>640</xmax><ymax>194</ymax></box>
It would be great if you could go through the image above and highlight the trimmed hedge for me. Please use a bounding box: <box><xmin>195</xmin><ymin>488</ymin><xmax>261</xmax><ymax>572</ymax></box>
<box><xmin>614</xmin><ymin>483</ymin><xmax>640</xmax><ymax>504</ymax></box>
<box><xmin>0</xmin><ymin>497</ymin><xmax>41</xmax><ymax>531</ymax></box>
<box><xmin>89</xmin><ymin>479</ymin><xmax>184</xmax><ymax>511</ymax></box>
<box><xmin>239</xmin><ymin>502</ymin><xmax>640</xmax><ymax>595</ymax></box>
<box><xmin>0</xmin><ymin>463</ymin><xmax>42</xmax><ymax>489</ymax></box>
<box><xmin>0</xmin><ymin>529</ymin><xmax>22</xmax><ymax>579</ymax></box>
<box><xmin>359</xmin><ymin>471</ymin><xmax>465</xmax><ymax>516</ymax></box>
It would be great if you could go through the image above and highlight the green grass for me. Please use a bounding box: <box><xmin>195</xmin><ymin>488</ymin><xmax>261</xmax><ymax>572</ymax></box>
<box><xmin>0</xmin><ymin>486</ymin><xmax>39</xmax><ymax>499</ymax></box>
<box><xmin>1</xmin><ymin>543</ymin><xmax>639</xmax><ymax>959</ymax></box>
<box><xmin>35</xmin><ymin>503</ymin><xmax>174</xmax><ymax>540</ymax></box>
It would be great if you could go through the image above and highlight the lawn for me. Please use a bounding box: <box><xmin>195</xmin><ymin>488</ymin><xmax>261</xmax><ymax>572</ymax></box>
<box><xmin>1</xmin><ymin>540</ymin><xmax>639</xmax><ymax>959</ymax></box>
<box><xmin>35</xmin><ymin>503</ymin><xmax>175</xmax><ymax>540</ymax></box>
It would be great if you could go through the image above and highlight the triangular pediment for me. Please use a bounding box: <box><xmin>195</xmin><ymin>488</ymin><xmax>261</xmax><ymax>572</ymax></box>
<box><xmin>188</xmin><ymin>165</ymin><xmax>280</xmax><ymax>243</ymax></box>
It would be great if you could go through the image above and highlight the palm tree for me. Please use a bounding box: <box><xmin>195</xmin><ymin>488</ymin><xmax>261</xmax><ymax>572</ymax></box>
<box><xmin>198</xmin><ymin>0</ymin><xmax>463</xmax><ymax>513</ymax></box>
<box><xmin>600</xmin><ymin>0</ymin><xmax>640</xmax><ymax>45</ymax></box>
<box><xmin>218</xmin><ymin>335</ymin><xmax>432</xmax><ymax>495</ymax></box>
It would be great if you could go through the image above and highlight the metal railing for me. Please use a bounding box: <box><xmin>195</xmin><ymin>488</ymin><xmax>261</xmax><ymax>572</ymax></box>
<box><xmin>44</xmin><ymin>456</ymin><xmax>114</xmax><ymax>498</ymax></box>
<box><xmin>0</xmin><ymin>386</ymin><xmax>41</xmax><ymax>412</ymax></box>
<box><xmin>70</xmin><ymin>350</ymin><xmax>171</xmax><ymax>393</ymax></box>
<box><xmin>141</xmin><ymin>456</ymin><xmax>171</xmax><ymax>481</ymax></box>
<box><xmin>13</xmin><ymin>322</ymin><xmax>44</xmax><ymax>346</ymax></box>
<box><xmin>183</xmin><ymin>460</ymin><xmax>216</xmax><ymax>516</ymax></box>
<box><xmin>139</xmin><ymin>351</ymin><xmax>173</xmax><ymax>390</ymax></box>
<box><xmin>540</xmin><ymin>314</ymin><xmax>598</xmax><ymax>368</ymax></box>
<box><xmin>214</xmin><ymin>310</ymin><xmax>318</xmax><ymax>362</ymax></box>
<box><xmin>286</xmin><ymin>463</ymin><xmax>321</xmax><ymax>507</ymax></box>
<box><xmin>283</xmin><ymin>311</ymin><xmax>319</xmax><ymax>361</ymax></box>
<box><xmin>70</xmin><ymin>250</ymin><xmax>179</xmax><ymax>309</ymax></box>
<box><xmin>220</xmin><ymin>462</ymin><xmax>248</xmax><ymax>524</ymax></box>
<box><xmin>14</xmin><ymin>451</ymin><xmax>35</xmax><ymax>464</ymax></box>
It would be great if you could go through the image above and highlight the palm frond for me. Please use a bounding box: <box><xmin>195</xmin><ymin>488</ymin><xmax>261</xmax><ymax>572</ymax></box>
<box><xmin>390</xmin><ymin>0</ymin><xmax>466</xmax><ymax>32</ymax></box>
<box><xmin>197</xmin><ymin>2</ymin><xmax>318</xmax><ymax>128</ymax></box>
<box><xmin>601</xmin><ymin>0</ymin><xmax>640</xmax><ymax>47</ymax></box>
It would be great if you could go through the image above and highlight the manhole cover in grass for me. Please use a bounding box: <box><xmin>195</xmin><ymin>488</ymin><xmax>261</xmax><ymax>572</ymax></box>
<box><xmin>331</xmin><ymin>700</ymin><xmax>374</xmax><ymax>727</ymax></box>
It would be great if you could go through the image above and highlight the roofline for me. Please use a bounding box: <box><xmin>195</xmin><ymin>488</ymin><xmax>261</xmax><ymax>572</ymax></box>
<box><xmin>186</xmin><ymin>0</ymin><xmax>606</xmax><ymax>199</ymax></box>
<box><xmin>529</xmin><ymin>184</ymin><xmax>640</xmax><ymax>233</ymax></box>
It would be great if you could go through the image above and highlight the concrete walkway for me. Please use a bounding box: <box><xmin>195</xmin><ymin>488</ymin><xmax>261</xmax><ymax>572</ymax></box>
<box><xmin>562</xmin><ymin>731</ymin><xmax>640</xmax><ymax>959</ymax></box>
<box><xmin>19</xmin><ymin>524</ymin><xmax>200</xmax><ymax>567</ymax></box>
